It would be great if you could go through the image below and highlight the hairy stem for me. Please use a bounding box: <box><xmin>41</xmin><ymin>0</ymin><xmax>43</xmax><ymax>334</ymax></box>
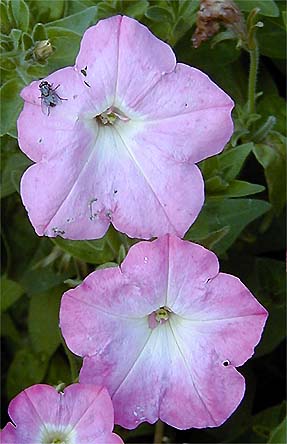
<box><xmin>247</xmin><ymin>43</ymin><xmax>259</xmax><ymax>115</ymax></box>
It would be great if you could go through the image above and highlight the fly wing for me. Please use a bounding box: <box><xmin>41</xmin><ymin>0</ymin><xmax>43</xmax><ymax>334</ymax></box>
<box><xmin>41</xmin><ymin>98</ymin><xmax>50</xmax><ymax>116</ymax></box>
<box><xmin>48</xmin><ymin>92</ymin><xmax>63</xmax><ymax>108</ymax></box>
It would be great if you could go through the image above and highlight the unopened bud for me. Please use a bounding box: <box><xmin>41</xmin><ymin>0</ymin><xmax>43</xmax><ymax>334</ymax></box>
<box><xmin>34</xmin><ymin>39</ymin><xmax>53</xmax><ymax>60</ymax></box>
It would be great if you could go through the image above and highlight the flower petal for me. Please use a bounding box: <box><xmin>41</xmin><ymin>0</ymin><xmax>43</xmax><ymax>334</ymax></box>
<box><xmin>110</xmin><ymin>123</ymin><xmax>204</xmax><ymax>238</ymax></box>
<box><xmin>160</xmin><ymin>316</ymin><xmax>246</xmax><ymax>429</ymax></box>
<box><xmin>7</xmin><ymin>384</ymin><xmax>59</xmax><ymax>443</ymax></box>
<box><xmin>59</xmin><ymin>384</ymin><xmax>119</xmax><ymax>442</ymax></box>
<box><xmin>114</xmin><ymin>16</ymin><xmax>176</xmax><ymax>110</ymax></box>
<box><xmin>182</xmin><ymin>273</ymin><xmax>268</xmax><ymax>366</ymax></box>
<box><xmin>0</xmin><ymin>423</ymin><xmax>17</xmax><ymax>444</ymax></box>
<box><xmin>60</xmin><ymin>259</ymin><xmax>165</xmax><ymax>395</ymax></box>
<box><xmin>98</xmin><ymin>324</ymin><xmax>169</xmax><ymax>429</ymax></box>
<box><xmin>131</xmin><ymin>64</ymin><xmax>234</xmax><ymax>163</ymax></box>
<box><xmin>21</xmin><ymin>123</ymin><xmax>203</xmax><ymax>239</ymax></box>
<box><xmin>2</xmin><ymin>384</ymin><xmax>123</xmax><ymax>443</ymax></box>
<box><xmin>60</xmin><ymin>236</ymin><xmax>267</xmax><ymax>429</ymax></box>
<box><xmin>163</xmin><ymin>236</ymin><xmax>219</xmax><ymax>310</ymax></box>
<box><xmin>18</xmin><ymin>16</ymin><xmax>234</xmax><ymax>240</ymax></box>
<box><xmin>18</xmin><ymin>67</ymin><xmax>93</xmax><ymax>162</ymax></box>
<box><xmin>75</xmin><ymin>16</ymin><xmax>122</xmax><ymax>107</ymax></box>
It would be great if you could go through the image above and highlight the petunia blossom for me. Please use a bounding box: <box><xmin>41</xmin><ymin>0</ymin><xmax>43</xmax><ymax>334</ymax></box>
<box><xmin>0</xmin><ymin>383</ymin><xmax>123</xmax><ymax>444</ymax></box>
<box><xmin>60</xmin><ymin>235</ymin><xmax>268</xmax><ymax>430</ymax></box>
<box><xmin>18</xmin><ymin>15</ymin><xmax>233</xmax><ymax>240</ymax></box>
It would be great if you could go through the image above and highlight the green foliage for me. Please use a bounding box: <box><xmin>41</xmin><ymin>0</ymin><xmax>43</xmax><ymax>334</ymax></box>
<box><xmin>53</xmin><ymin>227</ymin><xmax>121</xmax><ymax>264</ymax></box>
<box><xmin>253</xmin><ymin>258</ymin><xmax>286</xmax><ymax>358</ymax></box>
<box><xmin>236</xmin><ymin>0</ymin><xmax>279</xmax><ymax>17</ymax></box>
<box><xmin>45</xmin><ymin>27</ymin><xmax>81</xmax><ymax>71</ymax></box>
<box><xmin>1</xmin><ymin>0</ymin><xmax>285</xmax><ymax>442</ymax></box>
<box><xmin>257</xmin><ymin>16</ymin><xmax>286</xmax><ymax>59</ymax></box>
<box><xmin>1</xmin><ymin>276</ymin><xmax>24</xmax><ymax>311</ymax></box>
<box><xmin>7</xmin><ymin>348</ymin><xmax>48</xmax><ymax>398</ymax></box>
<box><xmin>253</xmin><ymin>132</ymin><xmax>286</xmax><ymax>215</ymax></box>
<box><xmin>45</xmin><ymin>6</ymin><xmax>98</xmax><ymax>34</ymax></box>
<box><xmin>1</xmin><ymin>152</ymin><xmax>31</xmax><ymax>197</ymax></box>
<box><xmin>0</xmin><ymin>79</ymin><xmax>25</xmax><ymax>137</ymax></box>
<box><xmin>244</xmin><ymin>401</ymin><xmax>287</xmax><ymax>443</ymax></box>
<box><xmin>268</xmin><ymin>417</ymin><xmax>287</xmax><ymax>444</ymax></box>
<box><xmin>186</xmin><ymin>198</ymin><xmax>270</xmax><ymax>255</ymax></box>
<box><xmin>28</xmin><ymin>287</ymin><xmax>62</xmax><ymax>357</ymax></box>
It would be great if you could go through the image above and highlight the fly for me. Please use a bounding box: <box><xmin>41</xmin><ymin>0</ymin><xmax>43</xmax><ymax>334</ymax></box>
<box><xmin>39</xmin><ymin>81</ymin><xmax>67</xmax><ymax>116</ymax></box>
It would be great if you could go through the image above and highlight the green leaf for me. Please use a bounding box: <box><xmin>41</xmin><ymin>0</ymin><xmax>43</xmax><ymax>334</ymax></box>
<box><xmin>0</xmin><ymin>78</ymin><xmax>25</xmax><ymax>137</ymax></box>
<box><xmin>45</xmin><ymin>350</ymin><xmax>71</xmax><ymax>386</ymax></box>
<box><xmin>1</xmin><ymin>276</ymin><xmax>24</xmax><ymax>312</ymax></box>
<box><xmin>28</xmin><ymin>0</ymin><xmax>65</xmax><ymax>22</ymax></box>
<box><xmin>258</xmin><ymin>94</ymin><xmax>286</xmax><ymax>136</ymax></box>
<box><xmin>268</xmin><ymin>417</ymin><xmax>287</xmax><ymax>444</ymax></box>
<box><xmin>45</xmin><ymin>27</ymin><xmax>81</xmax><ymax>71</ymax></box>
<box><xmin>32</xmin><ymin>22</ymin><xmax>48</xmax><ymax>41</ymax></box>
<box><xmin>145</xmin><ymin>6</ymin><xmax>174</xmax><ymax>22</ymax></box>
<box><xmin>252</xmin><ymin>209</ymin><xmax>285</xmax><ymax>254</ymax></box>
<box><xmin>201</xmin><ymin>143</ymin><xmax>253</xmax><ymax>181</ymax></box>
<box><xmin>257</xmin><ymin>17</ymin><xmax>286</xmax><ymax>59</ymax></box>
<box><xmin>251</xmin><ymin>402</ymin><xmax>286</xmax><ymax>442</ymax></box>
<box><xmin>209</xmin><ymin>180</ymin><xmax>265</xmax><ymax>198</ymax></box>
<box><xmin>1</xmin><ymin>152</ymin><xmax>31</xmax><ymax>198</ymax></box>
<box><xmin>9</xmin><ymin>28</ymin><xmax>22</xmax><ymax>47</ymax></box>
<box><xmin>201</xmin><ymin>145</ymin><xmax>262</xmax><ymax>198</ymax></box>
<box><xmin>45</xmin><ymin>6</ymin><xmax>98</xmax><ymax>35</ymax></box>
<box><xmin>178</xmin><ymin>0</ymin><xmax>199</xmax><ymax>17</ymax></box>
<box><xmin>21</xmin><ymin>31</ymin><xmax>33</xmax><ymax>51</ymax></box>
<box><xmin>254</xmin><ymin>258</ymin><xmax>285</xmax><ymax>357</ymax></box>
<box><xmin>20</xmin><ymin>268</ymin><xmax>69</xmax><ymax>295</ymax></box>
<box><xmin>253</xmin><ymin>133</ymin><xmax>286</xmax><ymax>214</ymax></box>
<box><xmin>1</xmin><ymin>312</ymin><xmax>21</xmax><ymax>343</ymax></box>
<box><xmin>186</xmin><ymin>198</ymin><xmax>271</xmax><ymax>255</ymax></box>
<box><xmin>117</xmin><ymin>244</ymin><xmax>126</xmax><ymax>264</ymax></box>
<box><xmin>3</xmin><ymin>203</ymin><xmax>45</xmax><ymax>279</ymax></box>
<box><xmin>7</xmin><ymin>348</ymin><xmax>48</xmax><ymax>399</ymax></box>
<box><xmin>236</xmin><ymin>0</ymin><xmax>279</xmax><ymax>17</ymax></box>
<box><xmin>220</xmin><ymin>143</ymin><xmax>254</xmax><ymax>180</ymax></box>
<box><xmin>96</xmin><ymin>262</ymin><xmax>118</xmax><ymax>270</ymax></box>
<box><xmin>10</xmin><ymin>0</ymin><xmax>30</xmax><ymax>32</ymax></box>
<box><xmin>53</xmin><ymin>227</ymin><xmax>121</xmax><ymax>264</ymax></box>
<box><xmin>124</xmin><ymin>0</ymin><xmax>149</xmax><ymax>18</ymax></box>
<box><xmin>211</xmin><ymin>30</ymin><xmax>237</xmax><ymax>47</ymax></box>
<box><xmin>192</xmin><ymin>226</ymin><xmax>230</xmax><ymax>251</ymax></box>
<box><xmin>176</xmin><ymin>35</ymin><xmax>240</xmax><ymax>70</ymax></box>
<box><xmin>0</xmin><ymin>1</ymin><xmax>11</xmax><ymax>34</ymax></box>
<box><xmin>28</xmin><ymin>287</ymin><xmax>62</xmax><ymax>357</ymax></box>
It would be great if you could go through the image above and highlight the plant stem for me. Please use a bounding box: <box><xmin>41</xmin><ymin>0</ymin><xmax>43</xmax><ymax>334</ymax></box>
<box><xmin>154</xmin><ymin>420</ymin><xmax>164</xmax><ymax>444</ymax></box>
<box><xmin>247</xmin><ymin>41</ymin><xmax>259</xmax><ymax>115</ymax></box>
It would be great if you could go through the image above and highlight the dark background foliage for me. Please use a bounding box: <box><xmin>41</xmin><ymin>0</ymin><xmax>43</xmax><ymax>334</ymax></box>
<box><xmin>1</xmin><ymin>0</ymin><xmax>286</xmax><ymax>442</ymax></box>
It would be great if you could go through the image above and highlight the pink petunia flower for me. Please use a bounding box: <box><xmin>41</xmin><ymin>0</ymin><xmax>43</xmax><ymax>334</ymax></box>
<box><xmin>1</xmin><ymin>383</ymin><xmax>123</xmax><ymax>443</ymax></box>
<box><xmin>18</xmin><ymin>15</ymin><xmax>233</xmax><ymax>240</ymax></box>
<box><xmin>60</xmin><ymin>235</ymin><xmax>268</xmax><ymax>430</ymax></box>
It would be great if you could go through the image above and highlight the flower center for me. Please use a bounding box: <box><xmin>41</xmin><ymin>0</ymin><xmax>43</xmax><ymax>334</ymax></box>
<box><xmin>39</xmin><ymin>424</ymin><xmax>75</xmax><ymax>444</ymax></box>
<box><xmin>96</xmin><ymin>107</ymin><xmax>129</xmax><ymax>126</ymax></box>
<box><xmin>148</xmin><ymin>306</ymin><xmax>172</xmax><ymax>329</ymax></box>
<box><xmin>42</xmin><ymin>432</ymin><xmax>66</xmax><ymax>444</ymax></box>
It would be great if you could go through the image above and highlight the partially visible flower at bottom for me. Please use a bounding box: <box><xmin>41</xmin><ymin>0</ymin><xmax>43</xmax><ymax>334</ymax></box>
<box><xmin>1</xmin><ymin>383</ymin><xmax>123</xmax><ymax>444</ymax></box>
<box><xmin>60</xmin><ymin>235</ymin><xmax>268</xmax><ymax>430</ymax></box>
